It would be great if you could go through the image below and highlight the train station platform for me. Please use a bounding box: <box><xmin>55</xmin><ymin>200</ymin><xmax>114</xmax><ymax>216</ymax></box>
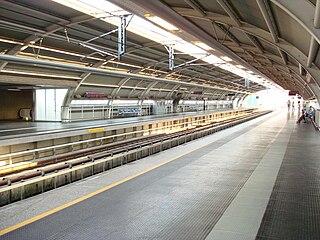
<box><xmin>0</xmin><ymin>110</ymin><xmax>319</xmax><ymax>240</ymax></box>
<box><xmin>0</xmin><ymin>109</ymin><xmax>234</xmax><ymax>146</ymax></box>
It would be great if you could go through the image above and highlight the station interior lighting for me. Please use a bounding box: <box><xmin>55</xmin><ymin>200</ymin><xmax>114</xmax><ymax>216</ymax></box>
<box><xmin>220</xmin><ymin>56</ymin><xmax>233</xmax><ymax>62</ymax></box>
<box><xmin>192</xmin><ymin>41</ymin><xmax>215</xmax><ymax>51</ymax></box>
<box><xmin>144</xmin><ymin>14</ymin><xmax>179</xmax><ymax>31</ymax></box>
<box><xmin>52</xmin><ymin>0</ymin><xmax>283</xmax><ymax>90</ymax></box>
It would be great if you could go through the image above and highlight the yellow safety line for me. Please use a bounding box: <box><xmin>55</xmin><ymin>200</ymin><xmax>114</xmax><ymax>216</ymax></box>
<box><xmin>0</xmin><ymin>141</ymin><xmax>214</xmax><ymax>236</ymax></box>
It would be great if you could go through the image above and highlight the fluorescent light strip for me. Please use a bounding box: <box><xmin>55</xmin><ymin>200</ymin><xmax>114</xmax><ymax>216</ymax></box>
<box><xmin>1</xmin><ymin>69</ymin><xmax>81</xmax><ymax>79</ymax></box>
<box><xmin>51</xmin><ymin>0</ymin><xmax>281</xmax><ymax>90</ymax></box>
<box><xmin>19</xmin><ymin>52</ymin><xmax>88</xmax><ymax>65</ymax></box>
<box><xmin>145</xmin><ymin>15</ymin><xmax>179</xmax><ymax>31</ymax></box>
<box><xmin>192</xmin><ymin>41</ymin><xmax>215</xmax><ymax>51</ymax></box>
<box><xmin>80</xmin><ymin>83</ymin><xmax>189</xmax><ymax>93</ymax></box>
<box><xmin>82</xmin><ymin>82</ymin><xmax>145</xmax><ymax>90</ymax></box>
<box><xmin>221</xmin><ymin>56</ymin><xmax>233</xmax><ymax>62</ymax></box>
<box><xmin>0</xmin><ymin>38</ymin><xmax>24</xmax><ymax>45</ymax></box>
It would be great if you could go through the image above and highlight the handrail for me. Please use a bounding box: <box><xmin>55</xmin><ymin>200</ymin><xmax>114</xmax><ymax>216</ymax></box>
<box><xmin>0</xmin><ymin>118</ymin><xmax>213</xmax><ymax>159</ymax></box>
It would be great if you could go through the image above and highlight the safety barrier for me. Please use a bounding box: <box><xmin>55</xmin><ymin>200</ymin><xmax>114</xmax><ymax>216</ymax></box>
<box><xmin>0</xmin><ymin>109</ymin><xmax>255</xmax><ymax>166</ymax></box>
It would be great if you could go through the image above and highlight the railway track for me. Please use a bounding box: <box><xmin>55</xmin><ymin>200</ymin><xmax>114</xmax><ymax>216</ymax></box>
<box><xmin>0</xmin><ymin>111</ymin><xmax>270</xmax><ymax>188</ymax></box>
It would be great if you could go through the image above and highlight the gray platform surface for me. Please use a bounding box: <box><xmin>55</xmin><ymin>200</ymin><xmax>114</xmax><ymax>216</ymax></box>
<box><xmin>0</xmin><ymin>109</ymin><xmax>317</xmax><ymax>240</ymax></box>
<box><xmin>255</xmin><ymin>114</ymin><xmax>320</xmax><ymax>239</ymax></box>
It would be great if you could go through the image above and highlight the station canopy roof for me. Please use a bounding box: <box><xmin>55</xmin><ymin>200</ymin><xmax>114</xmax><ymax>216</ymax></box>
<box><xmin>0</xmin><ymin>0</ymin><xmax>319</xmax><ymax>100</ymax></box>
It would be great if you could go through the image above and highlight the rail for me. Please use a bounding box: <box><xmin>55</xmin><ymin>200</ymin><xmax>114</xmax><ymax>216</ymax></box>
<box><xmin>0</xmin><ymin>113</ymin><xmax>246</xmax><ymax>164</ymax></box>
<box><xmin>0</xmin><ymin>111</ymin><xmax>271</xmax><ymax>206</ymax></box>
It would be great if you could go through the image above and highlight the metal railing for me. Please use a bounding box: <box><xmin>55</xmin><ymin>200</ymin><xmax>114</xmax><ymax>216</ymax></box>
<box><xmin>0</xmin><ymin>109</ymin><xmax>250</xmax><ymax>166</ymax></box>
<box><xmin>61</xmin><ymin>104</ymin><xmax>153</xmax><ymax>122</ymax></box>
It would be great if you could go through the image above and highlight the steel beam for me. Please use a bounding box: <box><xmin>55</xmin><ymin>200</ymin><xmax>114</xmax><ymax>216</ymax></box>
<box><xmin>278</xmin><ymin>48</ymin><xmax>288</xmax><ymax>65</ymax></box>
<box><xmin>271</xmin><ymin>0</ymin><xmax>320</xmax><ymax>44</ymax></box>
<box><xmin>184</xmin><ymin>0</ymin><xmax>206</xmax><ymax>17</ymax></box>
<box><xmin>0</xmin><ymin>17</ymin><xmax>243</xmax><ymax>92</ymax></box>
<box><xmin>0</xmin><ymin>14</ymin><xmax>93</xmax><ymax>70</ymax></box>
<box><xmin>215</xmin><ymin>0</ymin><xmax>267</xmax><ymax>58</ymax></box>
<box><xmin>111</xmin><ymin>0</ymin><xmax>273</xmax><ymax>84</ymax></box>
<box><xmin>299</xmin><ymin>64</ymin><xmax>305</xmax><ymax>76</ymax></box>
<box><xmin>315</xmin><ymin>0</ymin><xmax>320</xmax><ymax>28</ymax></box>
<box><xmin>216</xmin><ymin>0</ymin><xmax>241</xmax><ymax>27</ymax></box>
<box><xmin>246</xmin><ymin>34</ymin><xmax>264</xmax><ymax>54</ymax></box>
<box><xmin>307</xmin><ymin>37</ymin><xmax>319</xmax><ymax>67</ymax></box>
<box><xmin>256</xmin><ymin>0</ymin><xmax>279</xmax><ymax>43</ymax></box>
<box><xmin>140</xmin><ymin>82</ymin><xmax>159</xmax><ymax>99</ymax></box>
<box><xmin>177</xmin><ymin>8</ymin><xmax>319</xmax><ymax>97</ymax></box>
<box><xmin>0</xmin><ymin>55</ymin><xmax>248</xmax><ymax>94</ymax></box>
<box><xmin>213</xmin><ymin>22</ymin><xmax>241</xmax><ymax>46</ymax></box>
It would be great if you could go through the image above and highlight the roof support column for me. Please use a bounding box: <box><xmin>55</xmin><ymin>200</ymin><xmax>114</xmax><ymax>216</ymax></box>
<box><xmin>307</xmin><ymin>0</ymin><xmax>320</xmax><ymax>67</ymax></box>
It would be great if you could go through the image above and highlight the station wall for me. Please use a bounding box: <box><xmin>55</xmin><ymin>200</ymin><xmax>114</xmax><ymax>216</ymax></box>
<box><xmin>0</xmin><ymin>89</ymin><xmax>33</xmax><ymax>120</ymax></box>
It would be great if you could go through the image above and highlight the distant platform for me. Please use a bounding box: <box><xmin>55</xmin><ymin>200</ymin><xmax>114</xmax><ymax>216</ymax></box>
<box><xmin>0</xmin><ymin>109</ymin><xmax>243</xmax><ymax>146</ymax></box>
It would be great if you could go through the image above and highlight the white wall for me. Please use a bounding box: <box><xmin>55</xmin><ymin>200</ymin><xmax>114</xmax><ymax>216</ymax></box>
<box><xmin>243</xmin><ymin>90</ymin><xmax>288</xmax><ymax>109</ymax></box>
<box><xmin>35</xmin><ymin>89</ymin><xmax>68</xmax><ymax>121</ymax></box>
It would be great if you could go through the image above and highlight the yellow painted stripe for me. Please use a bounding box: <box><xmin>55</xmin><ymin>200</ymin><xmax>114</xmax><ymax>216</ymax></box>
<box><xmin>0</xmin><ymin>140</ymin><xmax>214</xmax><ymax>236</ymax></box>
<box><xmin>87</xmin><ymin>127</ymin><xmax>105</xmax><ymax>133</ymax></box>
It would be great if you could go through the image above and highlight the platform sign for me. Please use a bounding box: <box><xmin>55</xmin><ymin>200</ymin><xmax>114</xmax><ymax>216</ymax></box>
<box><xmin>88</xmin><ymin>127</ymin><xmax>105</xmax><ymax>133</ymax></box>
<box><xmin>289</xmin><ymin>90</ymin><xmax>299</xmax><ymax>96</ymax></box>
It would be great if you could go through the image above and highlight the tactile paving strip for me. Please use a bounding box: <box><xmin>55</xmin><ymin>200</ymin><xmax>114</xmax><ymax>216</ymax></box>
<box><xmin>256</xmin><ymin>125</ymin><xmax>320</xmax><ymax>240</ymax></box>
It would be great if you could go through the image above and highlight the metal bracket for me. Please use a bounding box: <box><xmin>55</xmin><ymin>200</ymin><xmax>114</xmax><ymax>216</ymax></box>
<box><xmin>79</xmin><ymin>42</ymin><xmax>118</xmax><ymax>58</ymax></box>
<box><xmin>164</xmin><ymin>44</ymin><xmax>210</xmax><ymax>70</ymax></box>
<box><xmin>164</xmin><ymin>45</ymin><xmax>174</xmax><ymax>70</ymax></box>
<box><xmin>245</xmin><ymin>78</ymin><xmax>250</xmax><ymax>88</ymax></box>
<box><xmin>118</xmin><ymin>15</ymin><xmax>131</xmax><ymax>59</ymax></box>
<box><xmin>80</xmin><ymin>14</ymin><xmax>132</xmax><ymax>60</ymax></box>
<box><xmin>174</xmin><ymin>58</ymin><xmax>200</xmax><ymax>69</ymax></box>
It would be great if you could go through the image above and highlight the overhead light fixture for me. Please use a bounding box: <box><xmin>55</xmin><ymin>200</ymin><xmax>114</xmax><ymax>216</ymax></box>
<box><xmin>2</xmin><ymin>69</ymin><xmax>82</xmax><ymax>80</ymax></box>
<box><xmin>203</xmin><ymin>55</ymin><xmax>224</xmax><ymax>64</ymax></box>
<box><xmin>52</xmin><ymin>0</ymin><xmax>282</xmax><ymax>91</ymax></box>
<box><xmin>236</xmin><ymin>65</ymin><xmax>245</xmax><ymax>69</ymax></box>
<box><xmin>221</xmin><ymin>56</ymin><xmax>233</xmax><ymax>62</ymax></box>
<box><xmin>192</xmin><ymin>41</ymin><xmax>214</xmax><ymax>51</ymax></box>
<box><xmin>7</xmin><ymin>88</ymin><xmax>21</xmax><ymax>92</ymax></box>
<box><xmin>0</xmin><ymin>38</ymin><xmax>23</xmax><ymax>45</ymax></box>
<box><xmin>145</xmin><ymin>14</ymin><xmax>179</xmax><ymax>31</ymax></box>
